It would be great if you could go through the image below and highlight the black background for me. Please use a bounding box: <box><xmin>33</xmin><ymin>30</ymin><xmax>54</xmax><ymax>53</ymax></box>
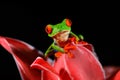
<box><xmin>0</xmin><ymin>2</ymin><xmax>119</xmax><ymax>79</ymax></box>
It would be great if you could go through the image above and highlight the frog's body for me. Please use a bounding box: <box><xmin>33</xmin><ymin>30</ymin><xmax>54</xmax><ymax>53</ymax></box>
<box><xmin>45</xmin><ymin>18</ymin><xmax>83</xmax><ymax>57</ymax></box>
<box><xmin>53</xmin><ymin>30</ymin><xmax>70</xmax><ymax>47</ymax></box>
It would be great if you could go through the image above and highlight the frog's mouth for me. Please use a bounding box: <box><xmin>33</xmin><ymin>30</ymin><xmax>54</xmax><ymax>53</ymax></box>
<box><xmin>53</xmin><ymin>30</ymin><xmax>70</xmax><ymax>43</ymax></box>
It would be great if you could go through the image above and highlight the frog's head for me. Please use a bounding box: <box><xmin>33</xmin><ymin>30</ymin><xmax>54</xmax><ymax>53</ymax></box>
<box><xmin>45</xmin><ymin>18</ymin><xmax>72</xmax><ymax>42</ymax></box>
<box><xmin>45</xmin><ymin>18</ymin><xmax>72</xmax><ymax>37</ymax></box>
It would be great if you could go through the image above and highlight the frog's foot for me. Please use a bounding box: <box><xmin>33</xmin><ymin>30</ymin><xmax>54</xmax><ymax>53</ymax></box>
<box><xmin>54</xmin><ymin>51</ymin><xmax>74</xmax><ymax>58</ymax></box>
<box><xmin>64</xmin><ymin>43</ymin><xmax>76</xmax><ymax>58</ymax></box>
<box><xmin>54</xmin><ymin>51</ymin><xmax>63</xmax><ymax>58</ymax></box>
<box><xmin>64</xmin><ymin>43</ymin><xmax>76</xmax><ymax>51</ymax></box>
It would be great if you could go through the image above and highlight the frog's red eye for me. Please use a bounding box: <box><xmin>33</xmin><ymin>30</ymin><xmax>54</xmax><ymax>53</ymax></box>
<box><xmin>66</xmin><ymin>18</ymin><xmax>72</xmax><ymax>27</ymax></box>
<box><xmin>45</xmin><ymin>25</ymin><xmax>52</xmax><ymax>34</ymax></box>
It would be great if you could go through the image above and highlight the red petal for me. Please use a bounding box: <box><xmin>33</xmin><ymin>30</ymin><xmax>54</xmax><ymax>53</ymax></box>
<box><xmin>104</xmin><ymin>66</ymin><xmax>120</xmax><ymax>80</ymax></box>
<box><xmin>31</xmin><ymin>57</ymin><xmax>61</xmax><ymax>80</ymax></box>
<box><xmin>112</xmin><ymin>70</ymin><xmax>120</xmax><ymax>80</ymax></box>
<box><xmin>59</xmin><ymin>68</ymin><xmax>71</xmax><ymax>80</ymax></box>
<box><xmin>0</xmin><ymin>36</ymin><xmax>44</xmax><ymax>80</ymax></box>
<box><xmin>54</xmin><ymin>42</ymin><xmax>105</xmax><ymax>80</ymax></box>
<box><xmin>53</xmin><ymin>54</ymin><xmax>72</xmax><ymax>80</ymax></box>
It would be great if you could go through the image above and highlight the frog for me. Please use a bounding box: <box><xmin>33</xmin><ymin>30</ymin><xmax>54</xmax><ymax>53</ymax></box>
<box><xmin>44</xmin><ymin>18</ymin><xmax>83</xmax><ymax>57</ymax></box>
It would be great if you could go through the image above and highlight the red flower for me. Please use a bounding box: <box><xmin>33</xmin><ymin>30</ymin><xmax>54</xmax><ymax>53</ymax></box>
<box><xmin>0</xmin><ymin>36</ymin><xmax>120</xmax><ymax>80</ymax></box>
<box><xmin>0</xmin><ymin>36</ymin><xmax>43</xmax><ymax>80</ymax></box>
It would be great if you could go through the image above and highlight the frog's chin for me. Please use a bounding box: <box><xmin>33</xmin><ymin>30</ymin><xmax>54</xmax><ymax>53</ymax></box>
<box><xmin>53</xmin><ymin>31</ymin><xmax>70</xmax><ymax>44</ymax></box>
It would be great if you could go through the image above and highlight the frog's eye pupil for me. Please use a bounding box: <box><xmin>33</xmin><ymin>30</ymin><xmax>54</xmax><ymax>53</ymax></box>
<box><xmin>66</xmin><ymin>19</ymin><xmax>72</xmax><ymax>27</ymax></box>
<box><xmin>45</xmin><ymin>25</ymin><xmax>52</xmax><ymax>34</ymax></box>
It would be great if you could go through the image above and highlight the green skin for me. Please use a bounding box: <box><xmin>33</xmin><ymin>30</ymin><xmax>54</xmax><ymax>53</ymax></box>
<box><xmin>45</xmin><ymin>19</ymin><xmax>83</xmax><ymax>57</ymax></box>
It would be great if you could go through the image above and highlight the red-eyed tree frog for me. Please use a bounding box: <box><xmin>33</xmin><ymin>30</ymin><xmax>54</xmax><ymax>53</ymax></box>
<box><xmin>45</xmin><ymin>18</ymin><xmax>83</xmax><ymax>57</ymax></box>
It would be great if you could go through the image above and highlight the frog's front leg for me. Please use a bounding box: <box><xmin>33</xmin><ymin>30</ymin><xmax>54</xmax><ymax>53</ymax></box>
<box><xmin>51</xmin><ymin>43</ymin><xmax>64</xmax><ymax>53</ymax></box>
<box><xmin>70</xmin><ymin>32</ymin><xmax>84</xmax><ymax>41</ymax></box>
<box><xmin>44</xmin><ymin>42</ymin><xmax>64</xmax><ymax>57</ymax></box>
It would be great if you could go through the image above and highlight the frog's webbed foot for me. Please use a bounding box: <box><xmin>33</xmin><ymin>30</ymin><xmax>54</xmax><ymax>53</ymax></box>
<box><xmin>78</xmin><ymin>34</ymin><xmax>84</xmax><ymax>40</ymax></box>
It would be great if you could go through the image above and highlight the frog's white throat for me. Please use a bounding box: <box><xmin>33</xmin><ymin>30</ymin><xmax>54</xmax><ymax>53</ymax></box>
<box><xmin>53</xmin><ymin>31</ymin><xmax>70</xmax><ymax>44</ymax></box>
